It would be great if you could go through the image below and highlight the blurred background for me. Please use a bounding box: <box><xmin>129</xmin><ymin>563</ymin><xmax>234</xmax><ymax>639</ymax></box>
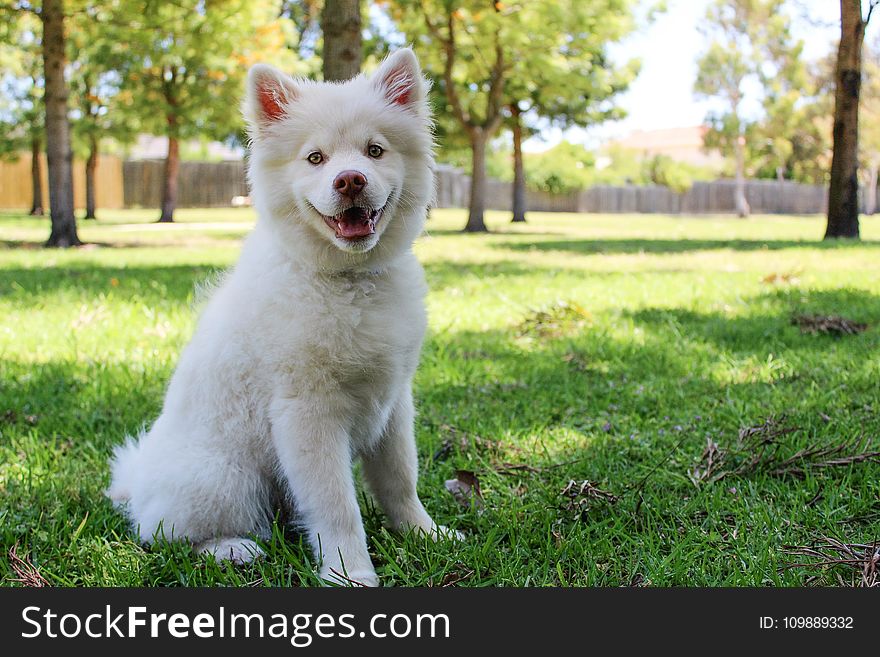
<box><xmin>4</xmin><ymin>1</ymin><xmax>880</xmax><ymax>588</ymax></box>
<box><xmin>0</xmin><ymin>0</ymin><xmax>877</xmax><ymax>242</ymax></box>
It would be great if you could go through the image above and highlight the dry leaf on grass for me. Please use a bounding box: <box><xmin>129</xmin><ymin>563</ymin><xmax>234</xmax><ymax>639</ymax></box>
<box><xmin>625</xmin><ymin>573</ymin><xmax>650</xmax><ymax>587</ymax></box>
<box><xmin>518</xmin><ymin>300</ymin><xmax>592</xmax><ymax>338</ymax></box>
<box><xmin>436</xmin><ymin>566</ymin><xmax>476</xmax><ymax>587</ymax></box>
<box><xmin>762</xmin><ymin>272</ymin><xmax>801</xmax><ymax>285</ymax></box>
<box><xmin>792</xmin><ymin>314</ymin><xmax>868</xmax><ymax>336</ymax></box>
<box><xmin>444</xmin><ymin>470</ymin><xmax>484</xmax><ymax>509</ymax></box>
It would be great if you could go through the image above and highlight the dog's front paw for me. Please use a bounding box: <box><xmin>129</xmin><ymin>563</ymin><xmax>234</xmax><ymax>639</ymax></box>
<box><xmin>430</xmin><ymin>524</ymin><xmax>465</xmax><ymax>542</ymax></box>
<box><xmin>199</xmin><ymin>537</ymin><xmax>264</xmax><ymax>564</ymax></box>
<box><xmin>320</xmin><ymin>565</ymin><xmax>379</xmax><ymax>587</ymax></box>
<box><xmin>405</xmin><ymin>520</ymin><xmax>465</xmax><ymax>542</ymax></box>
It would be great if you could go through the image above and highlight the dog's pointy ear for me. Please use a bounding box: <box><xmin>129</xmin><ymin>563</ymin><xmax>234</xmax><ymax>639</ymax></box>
<box><xmin>245</xmin><ymin>64</ymin><xmax>298</xmax><ymax>136</ymax></box>
<box><xmin>372</xmin><ymin>48</ymin><xmax>427</xmax><ymax>111</ymax></box>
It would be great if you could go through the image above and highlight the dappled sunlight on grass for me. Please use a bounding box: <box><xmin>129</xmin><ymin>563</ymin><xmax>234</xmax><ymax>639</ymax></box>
<box><xmin>2</xmin><ymin>208</ymin><xmax>879</xmax><ymax>586</ymax></box>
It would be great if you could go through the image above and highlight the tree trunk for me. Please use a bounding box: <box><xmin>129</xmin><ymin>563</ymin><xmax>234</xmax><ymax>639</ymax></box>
<box><xmin>321</xmin><ymin>0</ymin><xmax>362</xmax><ymax>82</ymax></box>
<box><xmin>464</xmin><ymin>129</ymin><xmax>489</xmax><ymax>233</ymax></box>
<box><xmin>734</xmin><ymin>133</ymin><xmax>750</xmax><ymax>218</ymax></box>
<box><xmin>158</xmin><ymin>135</ymin><xmax>179</xmax><ymax>223</ymax></box>
<box><xmin>41</xmin><ymin>0</ymin><xmax>80</xmax><ymax>247</ymax></box>
<box><xmin>29</xmin><ymin>135</ymin><xmax>44</xmax><ymax>216</ymax></box>
<box><xmin>85</xmin><ymin>134</ymin><xmax>98</xmax><ymax>219</ymax></box>
<box><xmin>826</xmin><ymin>0</ymin><xmax>865</xmax><ymax>239</ymax></box>
<box><xmin>866</xmin><ymin>162</ymin><xmax>879</xmax><ymax>215</ymax></box>
<box><xmin>511</xmin><ymin>105</ymin><xmax>527</xmax><ymax>223</ymax></box>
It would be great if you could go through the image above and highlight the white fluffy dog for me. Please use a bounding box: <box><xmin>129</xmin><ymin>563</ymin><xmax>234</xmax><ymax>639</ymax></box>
<box><xmin>108</xmin><ymin>49</ymin><xmax>455</xmax><ymax>586</ymax></box>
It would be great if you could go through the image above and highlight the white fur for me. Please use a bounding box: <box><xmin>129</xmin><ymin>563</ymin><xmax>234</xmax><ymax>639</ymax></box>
<box><xmin>107</xmin><ymin>49</ymin><xmax>457</xmax><ymax>587</ymax></box>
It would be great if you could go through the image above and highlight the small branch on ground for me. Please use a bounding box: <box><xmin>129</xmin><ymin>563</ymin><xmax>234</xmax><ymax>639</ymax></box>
<box><xmin>7</xmin><ymin>544</ymin><xmax>49</xmax><ymax>587</ymax></box>
<box><xmin>691</xmin><ymin>417</ymin><xmax>880</xmax><ymax>483</ymax></box>
<box><xmin>781</xmin><ymin>537</ymin><xmax>880</xmax><ymax>587</ymax></box>
<box><xmin>792</xmin><ymin>314</ymin><xmax>868</xmax><ymax>336</ymax></box>
<box><xmin>561</xmin><ymin>479</ymin><xmax>619</xmax><ymax>512</ymax></box>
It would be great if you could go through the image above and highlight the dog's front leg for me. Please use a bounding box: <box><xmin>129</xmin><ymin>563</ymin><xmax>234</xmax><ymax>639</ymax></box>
<box><xmin>362</xmin><ymin>391</ymin><xmax>461</xmax><ymax>541</ymax></box>
<box><xmin>270</xmin><ymin>397</ymin><xmax>377</xmax><ymax>586</ymax></box>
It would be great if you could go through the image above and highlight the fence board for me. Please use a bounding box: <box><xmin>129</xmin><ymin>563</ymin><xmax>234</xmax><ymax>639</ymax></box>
<box><xmin>0</xmin><ymin>153</ymin><xmax>123</xmax><ymax>210</ymax></box>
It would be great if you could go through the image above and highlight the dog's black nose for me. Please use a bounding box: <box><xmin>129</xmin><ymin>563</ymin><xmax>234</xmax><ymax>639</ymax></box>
<box><xmin>333</xmin><ymin>170</ymin><xmax>367</xmax><ymax>200</ymax></box>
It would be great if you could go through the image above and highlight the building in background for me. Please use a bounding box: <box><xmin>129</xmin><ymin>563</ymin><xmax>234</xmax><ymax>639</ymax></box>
<box><xmin>605</xmin><ymin>126</ymin><xmax>723</xmax><ymax>168</ymax></box>
<box><xmin>126</xmin><ymin>135</ymin><xmax>244</xmax><ymax>162</ymax></box>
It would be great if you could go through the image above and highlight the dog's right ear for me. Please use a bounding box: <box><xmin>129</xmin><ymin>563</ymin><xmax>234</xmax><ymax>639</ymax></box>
<box><xmin>244</xmin><ymin>64</ymin><xmax>298</xmax><ymax>137</ymax></box>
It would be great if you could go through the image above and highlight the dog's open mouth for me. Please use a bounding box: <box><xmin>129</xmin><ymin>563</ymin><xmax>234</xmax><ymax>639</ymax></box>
<box><xmin>322</xmin><ymin>206</ymin><xmax>384</xmax><ymax>240</ymax></box>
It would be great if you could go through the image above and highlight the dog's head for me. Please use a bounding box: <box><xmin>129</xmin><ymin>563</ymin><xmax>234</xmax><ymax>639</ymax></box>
<box><xmin>244</xmin><ymin>49</ymin><xmax>433</xmax><ymax>268</ymax></box>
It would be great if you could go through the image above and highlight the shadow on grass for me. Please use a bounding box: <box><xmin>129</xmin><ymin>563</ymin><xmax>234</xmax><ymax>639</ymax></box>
<box><xmin>0</xmin><ymin>263</ymin><xmax>224</xmax><ymax>302</ymax></box>
<box><xmin>494</xmin><ymin>237</ymin><xmax>880</xmax><ymax>256</ymax></box>
<box><xmin>624</xmin><ymin>288</ymin><xmax>880</xmax><ymax>356</ymax></box>
<box><xmin>2</xmin><ymin>235</ymin><xmax>246</xmax><ymax>250</ymax></box>
<box><xmin>4</xmin><ymin>284</ymin><xmax>880</xmax><ymax>585</ymax></box>
<box><xmin>0</xmin><ymin>257</ymin><xmax>596</xmax><ymax>305</ymax></box>
<box><xmin>418</xmin><ymin>286</ymin><xmax>880</xmax><ymax>452</ymax></box>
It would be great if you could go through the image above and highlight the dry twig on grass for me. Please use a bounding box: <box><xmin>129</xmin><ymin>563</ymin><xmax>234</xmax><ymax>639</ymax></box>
<box><xmin>561</xmin><ymin>479</ymin><xmax>619</xmax><ymax>511</ymax></box>
<box><xmin>692</xmin><ymin>417</ymin><xmax>880</xmax><ymax>482</ymax></box>
<box><xmin>792</xmin><ymin>314</ymin><xmax>868</xmax><ymax>336</ymax></box>
<box><xmin>689</xmin><ymin>437</ymin><xmax>726</xmax><ymax>484</ymax></box>
<box><xmin>7</xmin><ymin>544</ymin><xmax>49</xmax><ymax>587</ymax></box>
<box><xmin>432</xmin><ymin>424</ymin><xmax>510</xmax><ymax>462</ymax></box>
<box><xmin>781</xmin><ymin>537</ymin><xmax>880</xmax><ymax>587</ymax></box>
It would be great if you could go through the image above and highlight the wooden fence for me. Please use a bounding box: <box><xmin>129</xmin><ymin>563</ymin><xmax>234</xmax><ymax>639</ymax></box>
<box><xmin>0</xmin><ymin>156</ymin><xmax>840</xmax><ymax>215</ymax></box>
<box><xmin>122</xmin><ymin>159</ymin><xmax>248</xmax><ymax>208</ymax></box>
<box><xmin>434</xmin><ymin>165</ymin><xmax>831</xmax><ymax>215</ymax></box>
<box><xmin>0</xmin><ymin>153</ymin><xmax>123</xmax><ymax>210</ymax></box>
<box><xmin>575</xmin><ymin>180</ymin><xmax>828</xmax><ymax>215</ymax></box>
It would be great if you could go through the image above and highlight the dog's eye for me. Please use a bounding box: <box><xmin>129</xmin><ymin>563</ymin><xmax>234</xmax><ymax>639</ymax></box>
<box><xmin>307</xmin><ymin>152</ymin><xmax>323</xmax><ymax>165</ymax></box>
<box><xmin>367</xmin><ymin>144</ymin><xmax>384</xmax><ymax>159</ymax></box>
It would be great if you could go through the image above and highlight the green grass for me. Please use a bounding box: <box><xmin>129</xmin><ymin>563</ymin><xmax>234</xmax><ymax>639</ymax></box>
<box><xmin>1</xmin><ymin>207</ymin><xmax>879</xmax><ymax>587</ymax></box>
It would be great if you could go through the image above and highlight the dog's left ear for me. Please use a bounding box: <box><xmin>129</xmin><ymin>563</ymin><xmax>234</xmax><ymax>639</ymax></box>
<box><xmin>373</xmin><ymin>48</ymin><xmax>427</xmax><ymax>111</ymax></box>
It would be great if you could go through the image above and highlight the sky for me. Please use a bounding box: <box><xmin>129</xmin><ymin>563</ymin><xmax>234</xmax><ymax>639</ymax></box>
<box><xmin>523</xmin><ymin>0</ymin><xmax>843</xmax><ymax>152</ymax></box>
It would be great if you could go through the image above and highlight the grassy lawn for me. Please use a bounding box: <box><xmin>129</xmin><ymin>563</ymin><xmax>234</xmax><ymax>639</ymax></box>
<box><xmin>1</xmin><ymin>207</ymin><xmax>879</xmax><ymax>586</ymax></box>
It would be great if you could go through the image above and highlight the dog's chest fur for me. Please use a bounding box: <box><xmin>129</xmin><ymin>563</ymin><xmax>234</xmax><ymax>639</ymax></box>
<box><xmin>248</xmin><ymin>255</ymin><xmax>428</xmax><ymax>448</ymax></box>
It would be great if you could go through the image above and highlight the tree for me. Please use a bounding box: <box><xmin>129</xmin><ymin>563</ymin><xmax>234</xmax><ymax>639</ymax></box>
<box><xmin>754</xmin><ymin>52</ymin><xmax>832</xmax><ymax>185</ymax></box>
<box><xmin>521</xmin><ymin>141</ymin><xmax>596</xmax><ymax>194</ymax></box>
<box><xmin>861</xmin><ymin>37</ymin><xmax>880</xmax><ymax>214</ymax></box>
<box><xmin>696</xmin><ymin>41</ymin><xmax>750</xmax><ymax>217</ymax></box>
<box><xmin>393</xmin><ymin>1</ymin><xmax>507</xmax><ymax>232</ymax></box>
<box><xmin>502</xmin><ymin>1</ymin><xmax>638</xmax><ymax>222</ymax></box>
<box><xmin>509</xmin><ymin>103</ymin><xmax>527</xmax><ymax>222</ymax></box>
<box><xmin>40</xmin><ymin>0</ymin><xmax>80</xmax><ymax>246</ymax></box>
<box><xmin>826</xmin><ymin>0</ymin><xmax>878</xmax><ymax>238</ymax></box>
<box><xmin>116</xmin><ymin>0</ymin><xmax>291</xmax><ymax>222</ymax></box>
<box><xmin>0</xmin><ymin>10</ymin><xmax>45</xmax><ymax>216</ymax></box>
<box><xmin>321</xmin><ymin>0</ymin><xmax>361</xmax><ymax>81</ymax></box>
<box><xmin>68</xmin><ymin>9</ymin><xmax>136</xmax><ymax>220</ymax></box>
<box><xmin>695</xmin><ymin>1</ymin><xmax>793</xmax><ymax>219</ymax></box>
<box><xmin>394</xmin><ymin>1</ymin><xmax>636</xmax><ymax>232</ymax></box>
<box><xmin>750</xmin><ymin>7</ymin><xmax>819</xmax><ymax>182</ymax></box>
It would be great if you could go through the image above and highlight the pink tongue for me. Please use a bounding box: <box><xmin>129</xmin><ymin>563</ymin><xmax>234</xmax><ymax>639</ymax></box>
<box><xmin>337</xmin><ymin>219</ymin><xmax>374</xmax><ymax>238</ymax></box>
